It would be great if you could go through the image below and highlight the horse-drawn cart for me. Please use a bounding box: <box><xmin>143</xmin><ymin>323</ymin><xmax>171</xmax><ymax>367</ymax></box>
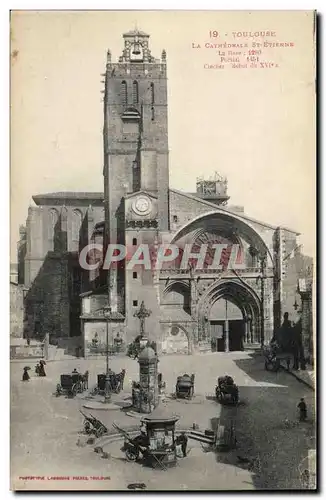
<box><xmin>175</xmin><ymin>374</ymin><xmax>195</xmax><ymax>399</ymax></box>
<box><xmin>215</xmin><ymin>376</ymin><xmax>239</xmax><ymax>405</ymax></box>
<box><xmin>90</xmin><ymin>369</ymin><xmax>125</xmax><ymax>395</ymax></box>
<box><xmin>56</xmin><ymin>371</ymin><xmax>88</xmax><ymax>398</ymax></box>
<box><xmin>263</xmin><ymin>344</ymin><xmax>291</xmax><ymax>372</ymax></box>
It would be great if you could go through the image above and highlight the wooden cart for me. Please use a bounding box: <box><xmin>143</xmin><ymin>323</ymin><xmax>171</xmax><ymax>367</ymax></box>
<box><xmin>56</xmin><ymin>372</ymin><xmax>87</xmax><ymax>398</ymax></box>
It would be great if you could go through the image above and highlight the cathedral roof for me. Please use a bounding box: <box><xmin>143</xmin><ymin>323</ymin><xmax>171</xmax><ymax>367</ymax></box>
<box><xmin>30</xmin><ymin>188</ymin><xmax>299</xmax><ymax>234</ymax></box>
<box><xmin>32</xmin><ymin>192</ymin><xmax>104</xmax><ymax>206</ymax></box>
<box><xmin>170</xmin><ymin>188</ymin><xmax>300</xmax><ymax>235</ymax></box>
<box><xmin>33</xmin><ymin>192</ymin><xmax>103</xmax><ymax>199</ymax></box>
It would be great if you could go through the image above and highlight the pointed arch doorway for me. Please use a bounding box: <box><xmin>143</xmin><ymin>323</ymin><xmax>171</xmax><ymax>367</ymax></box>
<box><xmin>198</xmin><ymin>280</ymin><xmax>261</xmax><ymax>352</ymax></box>
<box><xmin>210</xmin><ymin>298</ymin><xmax>245</xmax><ymax>352</ymax></box>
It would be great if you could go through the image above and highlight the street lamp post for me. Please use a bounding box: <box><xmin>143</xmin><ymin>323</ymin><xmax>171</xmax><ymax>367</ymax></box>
<box><xmin>103</xmin><ymin>305</ymin><xmax>112</xmax><ymax>403</ymax></box>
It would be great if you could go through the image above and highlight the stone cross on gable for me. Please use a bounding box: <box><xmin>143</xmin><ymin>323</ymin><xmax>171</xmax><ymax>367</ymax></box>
<box><xmin>133</xmin><ymin>301</ymin><xmax>152</xmax><ymax>336</ymax></box>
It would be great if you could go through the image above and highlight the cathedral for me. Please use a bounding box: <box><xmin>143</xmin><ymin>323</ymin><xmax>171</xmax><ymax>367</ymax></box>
<box><xmin>17</xmin><ymin>29</ymin><xmax>313</xmax><ymax>357</ymax></box>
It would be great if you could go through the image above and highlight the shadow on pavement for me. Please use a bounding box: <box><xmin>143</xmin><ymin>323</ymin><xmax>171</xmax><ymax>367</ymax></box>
<box><xmin>211</xmin><ymin>353</ymin><xmax>316</xmax><ymax>490</ymax></box>
<box><xmin>235</xmin><ymin>353</ymin><xmax>291</xmax><ymax>386</ymax></box>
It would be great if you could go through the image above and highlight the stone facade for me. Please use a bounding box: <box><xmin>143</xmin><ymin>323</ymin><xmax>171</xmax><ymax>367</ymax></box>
<box><xmin>298</xmin><ymin>274</ymin><xmax>314</xmax><ymax>362</ymax></box>
<box><xmin>19</xmin><ymin>193</ymin><xmax>105</xmax><ymax>340</ymax></box>
<box><xmin>17</xmin><ymin>29</ymin><xmax>313</xmax><ymax>355</ymax></box>
<box><xmin>10</xmin><ymin>282</ymin><xmax>24</xmax><ymax>338</ymax></box>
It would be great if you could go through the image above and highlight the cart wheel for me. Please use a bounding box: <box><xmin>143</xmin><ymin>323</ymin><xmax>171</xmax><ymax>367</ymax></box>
<box><xmin>72</xmin><ymin>384</ymin><xmax>78</xmax><ymax>397</ymax></box>
<box><xmin>84</xmin><ymin>421</ymin><xmax>91</xmax><ymax>434</ymax></box>
<box><xmin>56</xmin><ymin>384</ymin><xmax>62</xmax><ymax>397</ymax></box>
<box><xmin>77</xmin><ymin>381</ymin><xmax>83</xmax><ymax>393</ymax></box>
<box><xmin>272</xmin><ymin>359</ymin><xmax>281</xmax><ymax>372</ymax></box>
<box><xmin>265</xmin><ymin>360</ymin><xmax>273</xmax><ymax>371</ymax></box>
<box><xmin>125</xmin><ymin>447</ymin><xmax>139</xmax><ymax>462</ymax></box>
<box><xmin>96</xmin><ymin>426</ymin><xmax>107</xmax><ymax>438</ymax></box>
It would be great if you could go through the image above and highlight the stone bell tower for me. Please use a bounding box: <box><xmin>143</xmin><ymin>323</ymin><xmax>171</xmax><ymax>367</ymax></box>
<box><xmin>103</xmin><ymin>29</ymin><xmax>169</xmax><ymax>313</ymax></box>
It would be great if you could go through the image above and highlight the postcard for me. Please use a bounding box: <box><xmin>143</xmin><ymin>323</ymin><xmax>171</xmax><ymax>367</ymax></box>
<box><xmin>10</xmin><ymin>10</ymin><xmax>316</xmax><ymax>491</ymax></box>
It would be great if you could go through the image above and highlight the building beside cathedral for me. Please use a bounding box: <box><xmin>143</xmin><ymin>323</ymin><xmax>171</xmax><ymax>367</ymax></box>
<box><xmin>16</xmin><ymin>29</ymin><xmax>313</xmax><ymax>356</ymax></box>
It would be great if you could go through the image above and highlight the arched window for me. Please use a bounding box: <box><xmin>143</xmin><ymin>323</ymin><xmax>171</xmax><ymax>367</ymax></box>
<box><xmin>132</xmin><ymin>81</ymin><xmax>139</xmax><ymax>105</ymax></box>
<box><xmin>61</xmin><ymin>206</ymin><xmax>68</xmax><ymax>232</ymax></box>
<box><xmin>121</xmin><ymin>81</ymin><xmax>127</xmax><ymax>106</ymax></box>
<box><xmin>150</xmin><ymin>82</ymin><xmax>154</xmax><ymax>104</ymax></box>
<box><xmin>48</xmin><ymin>208</ymin><xmax>59</xmax><ymax>250</ymax></box>
<box><xmin>49</xmin><ymin>208</ymin><xmax>58</xmax><ymax>227</ymax></box>
<box><xmin>72</xmin><ymin>209</ymin><xmax>83</xmax><ymax>243</ymax></box>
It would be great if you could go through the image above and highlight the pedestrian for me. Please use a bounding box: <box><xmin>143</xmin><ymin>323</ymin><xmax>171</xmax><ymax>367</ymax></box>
<box><xmin>180</xmin><ymin>432</ymin><xmax>188</xmax><ymax>457</ymax></box>
<box><xmin>119</xmin><ymin>369</ymin><xmax>126</xmax><ymax>390</ymax></box>
<box><xmin>114</xmin><ymin>332</ymin><xmax>123</xmax><ymax>353</ymax></box>
<box><xmin>22</xmin><ymin>367</ymin><xmax>30</xmax><ymax>381</ymax></box>
<box><xmin>297</xmin><ymin>397</ymin><xmax>307</xmax><ymax>421</ymax></box>
<box><xmin>38</xmin><ymin>360</ymin><xmax>46</xmax><ymax>377</ymax></box>
<box><xmin>176</xmin><ymin>433</ymin><xmax>188</xmax><ymax>457</ymax></box>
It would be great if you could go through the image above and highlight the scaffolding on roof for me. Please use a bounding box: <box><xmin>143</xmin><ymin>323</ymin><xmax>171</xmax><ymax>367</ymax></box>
<box><xmin>196</xmin><ymin>172</ymin><xmax>228</xmax><ymax>198</ymax></box>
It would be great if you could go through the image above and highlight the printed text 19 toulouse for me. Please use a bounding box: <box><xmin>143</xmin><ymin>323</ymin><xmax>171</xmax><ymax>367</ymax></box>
<box><xmin>209</xmin><ymin>31</ymin><xmax>276</xmax><ymax>38</ymax></box>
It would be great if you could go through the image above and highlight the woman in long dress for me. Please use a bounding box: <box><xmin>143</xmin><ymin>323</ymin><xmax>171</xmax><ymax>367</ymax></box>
<box><xmin>22</xmin><ymin>367</ymin><xmax>30</xmax><ymax>381</ymax></box>
<box><xmin>38</xmin><ymin>360</ymin><xmax>46</xmax><ymax>377</ymax></box>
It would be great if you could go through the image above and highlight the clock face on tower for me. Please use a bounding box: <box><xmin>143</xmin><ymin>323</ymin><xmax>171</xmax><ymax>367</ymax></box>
<box><xmin>132</xmin><ymin>196</ymin><xmax>152</xmax><ymax>216</ymax></box>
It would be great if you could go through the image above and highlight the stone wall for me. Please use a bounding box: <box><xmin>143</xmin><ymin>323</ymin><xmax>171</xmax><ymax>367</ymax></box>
<box><xmin>24</xmin><ymin>254</ymin><xmax>70</xmax><ymax>338</ymax></box>
<box><xmin>169</xmin><ymin>189</ymin><xmax>219</xmax><ymax>230</ymax></box>
<box><xmin>160</xmin><ymin>324</ymin><xmax>190</xmax><ymax>354</ymax></box>
<box><xmin>282</xmin><ymin>250</ymin><xmax>313</xmax><ymax>324</ymax></box>
<box><xmin>22</xmin><ymin>199</ymin><xmax>105</xmax><ymax>340</ymax></box>
<box><xmin>10</xmin><ymin>343</ymin><xmax>44</xmax><ymax>359</ymax></box>
<box><xmin>83</xmin><ymin>320</ymin><xmax>124</xmax><ymax>358</ymax></box>
<box><xmin>169</xmin><ymin>189</ymin><xmax>276</xmax><ymax>257</ymax></box>
<box><xmin>301</xmin><ymin>291</ymin><xmax>313</xmax><ymax>357</ymax></box>
<box><xmin>10</xmin><ymin>282</ymin><xmax>24</xmax><ymax>338</ymax></box>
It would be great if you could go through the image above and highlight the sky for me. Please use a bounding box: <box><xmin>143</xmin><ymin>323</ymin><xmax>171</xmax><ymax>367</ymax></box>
<box><xmin>10</xmin><ymin>10</ymin><xmax>316</xmax><ymax>258</ymax></box>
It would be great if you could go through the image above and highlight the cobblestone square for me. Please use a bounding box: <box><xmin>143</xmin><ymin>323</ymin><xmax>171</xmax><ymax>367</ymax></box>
<box><xmin>11</xmin><ymin>352</ymin><xmax>315</xmax><ymax>491</ymax></box>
